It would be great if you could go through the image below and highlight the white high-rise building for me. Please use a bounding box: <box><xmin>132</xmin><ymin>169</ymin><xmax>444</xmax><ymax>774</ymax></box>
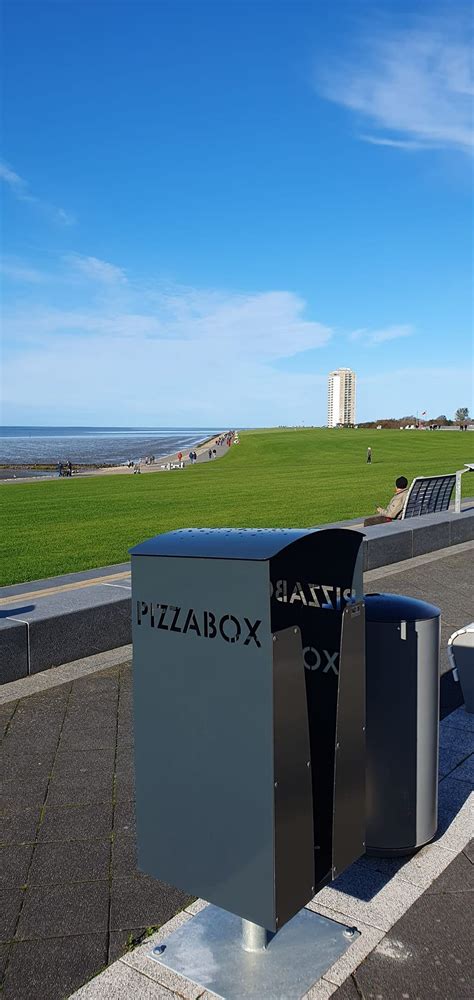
<box><xmin>328</xmin><ymin>368</ymin><xmax>356</xmax><ymax>427</ymax></box>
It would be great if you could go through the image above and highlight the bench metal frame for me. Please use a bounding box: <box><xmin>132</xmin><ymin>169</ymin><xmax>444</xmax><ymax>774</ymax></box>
<box><xmin>400</xmin><ymin>465</ymin><xmax>473</xmax><ymax>518</ymax></box>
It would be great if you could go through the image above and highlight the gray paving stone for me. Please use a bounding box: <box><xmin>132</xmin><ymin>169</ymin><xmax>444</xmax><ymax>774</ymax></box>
<box><xmin>58</xmin><ymin>721</ymin><xmax>117</xmax><ymax>752</ymax></box>
<box><xmin>52</xmin><ymin>748</ymin><xmax>115</xmax><ymax>779</ymax></box>
<box><xmin>439</xmin><ymin>724</ymin><xmax>474</xmax><ymax>754</ymax></box>
<box><xmin>28</xmin><ymin>839</ymin><xmax>111</xmax><ymax>885</ymax></box>
<box><xmin>324</xmin><ymin>977</ymin><xmax>360</xmax><ymax>1000</ymax></box>
<box><xmin>69</xmin><ymin>961</ymin><xmax>175</xmax><ymax>999</ymax></box>
<box><xmin>111</xmin><ymin>833</ymin><xmax>138</xmax><ymax>877</ymax></box>
<box><xmin>0</xmin><ymin>942</ymin><xmax>11</xmax><ymax>981</ymax></box>
<box><xmin>355</xmin><ymin>843</ymin><xmax>456</xmax><ymax>890</ymax></box>
<box><xmin>46</xmin><ymin>770</ymin><xmax>113</xmax><ymax>808</ymax></box>
<box><xmin>0</xmin><ymin>889</ymin><xmax>24</xmax><ymax>941</ymax></box>
<box><xmin>0</xmin><ymin>845</ymin><xmax>34</xmax><ymax>888</ymax></box>
<box><xmin>302</xmin><ymin>901</ymin><xmax>384</xmax><ymax>987</ymax></box>
<box><xmin>16</xmin><ymin>881</ymin><xmax>110</xmax><ymax>939</ymax></box>
<box><xmin>38</xmin><ymin>802</ymin><xmax>113</xmax><ymax>843</ymax></box>
<box><xmin>113</xmin><ymin>798</ymin><xmax>136</xmax><ymax>838</ymax></box>
<box><xmin>107</xmin><ymin>926</ymin><xmax>147</xmax><ymax>964</ymax></box>
<box><xmin>2</xmin><ymin>933</ymin><xmax>108</xmax><ymax>1000</ymax></box>
<box><xmin>1</xmin><ymin>777</ymin><xmax>49</xmax><ymax>811</ymax></box>
<box><xmin>432</xmin><ymin>777</ymin><xmax>472</xmax><ymax>853</ymax></box>
<box><xmin>352</xmin><ymin>877</ymin><xmax>473</xmax><ymax>1000</ymax></box>
<box><xmin>463</xmin><ymin>838</ymin><xmax>474</xmax><ymax>863</ymax></box>
<box><xmin>1</xmin><ymin>749</ymin><xmax>55</xmax><ymax>782</ymax></box>
<box><xmin>0</xmin><ymin>806</ymin><xmax>42</xmax><ymax>846</ymax></box>
<box><xmin>110</xmin><ymin>874</ymin><xmax>190</xmax><ymax>930</ymax></box>
<box><xmin>439</xmin><ymin>742</ymin><xmax>472</xmax><ymax>778</ymax></box>
<box><xmin>450</xmin><ymin>754</ymin><xmax>474</xmax><ymax>784</ymax></box>
<box><xmin>443</xmin><ymin>705</ymin><xmax>474</xmax><ymax>732</ymax></box>
<box><xmin>184</xmin><ymin>898</ymin><xmax>208</xmax><ymax>915</ymax></box>
<box><xmin>425</xmin><ymin>849</ymin><xmax>474</xmax><ymax>893</ymax></box>
<box><xmin>310</xmin><ymin>864</ymin><xmax>423</xmax><ymax>932</ymax></box>
<box><xmin>123</xmin><ymin>914</ymin><xmax>203</xmax><ymax>1000</ymax></box>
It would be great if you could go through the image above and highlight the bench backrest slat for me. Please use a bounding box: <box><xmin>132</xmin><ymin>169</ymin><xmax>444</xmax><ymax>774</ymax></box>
<box><xmin>401</xmin><ymin>474</ymin><xmax>456</xmax><ymax>519</ymax></box>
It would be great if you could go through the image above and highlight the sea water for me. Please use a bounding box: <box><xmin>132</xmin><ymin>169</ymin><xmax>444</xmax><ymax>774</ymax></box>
<box><xmin>0</xmin><ymin>426</ymin><xmax>222</xmax><ymax>468</ymax></box>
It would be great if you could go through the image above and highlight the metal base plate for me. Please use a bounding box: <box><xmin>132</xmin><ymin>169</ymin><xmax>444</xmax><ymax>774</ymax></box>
<box><xmin>150</xmin><ymin>904</ymin><xmax>360</xmax><ymax>1000</ymax></box>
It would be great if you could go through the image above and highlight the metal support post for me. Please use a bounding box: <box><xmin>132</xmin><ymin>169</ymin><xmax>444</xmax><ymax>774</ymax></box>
<box><xmin>455</xmin><ymin>471</ymin><xmax>462</xmax><ymax>513</ymax></box>
<box><xmin>241</xmin><ymin>919</ymin><xmax>270</xmax><ymax>952</ymax></box>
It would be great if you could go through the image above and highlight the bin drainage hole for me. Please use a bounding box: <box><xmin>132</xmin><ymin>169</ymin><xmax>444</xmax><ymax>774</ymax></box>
<box><xmin>153</xmin><ymin>946</ymin><xmax>166</xmax><ymax>956</ymax></box>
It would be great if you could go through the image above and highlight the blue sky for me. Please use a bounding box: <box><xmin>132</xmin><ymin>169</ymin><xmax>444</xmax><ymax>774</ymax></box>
<box><xmin>1</xmin><ymin>0</ymin><xmax>472</xmax><ymax>426</ymax></box>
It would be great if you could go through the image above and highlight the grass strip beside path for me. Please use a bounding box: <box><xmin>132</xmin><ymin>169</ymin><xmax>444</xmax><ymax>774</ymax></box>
<box><xmin>1</xmin><ymin>428</ymin><xmax>471</xmax><ymax>586</ymax></box>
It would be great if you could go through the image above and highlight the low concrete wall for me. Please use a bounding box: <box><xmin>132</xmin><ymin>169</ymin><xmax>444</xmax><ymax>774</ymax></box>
<box><xmin>1</xmin><ymin>507</ymin><xmax>473</xmax><ymax>682</ymax></box>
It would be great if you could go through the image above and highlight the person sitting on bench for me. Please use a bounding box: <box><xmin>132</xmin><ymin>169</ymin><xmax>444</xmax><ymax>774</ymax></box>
<box><xmin>364</xmin><ymin>476</ymin><xmax>409</xmax><ymax>526</ymax></box>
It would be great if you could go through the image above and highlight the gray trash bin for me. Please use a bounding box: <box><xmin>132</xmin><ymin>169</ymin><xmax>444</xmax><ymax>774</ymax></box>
<box><xmin>365</xmin><ymin>593</ymin><xmax>440</xmax><ymax>857</ymax></box>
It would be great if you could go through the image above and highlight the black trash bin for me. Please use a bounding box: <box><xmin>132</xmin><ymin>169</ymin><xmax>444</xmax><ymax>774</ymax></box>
<box><xmin>365</xmin><ymin>593</ymin><xmax>440</xmax><ymax>857</ymax></box>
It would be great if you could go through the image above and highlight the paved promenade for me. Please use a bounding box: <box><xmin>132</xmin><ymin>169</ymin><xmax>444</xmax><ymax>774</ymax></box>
<box><xmin>0</xmin><ymin>544</ymin><xmax>472</xmax><ymax>999</ymax></box>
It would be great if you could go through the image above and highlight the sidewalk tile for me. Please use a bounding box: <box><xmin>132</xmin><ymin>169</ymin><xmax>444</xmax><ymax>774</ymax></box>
<box><xmin>306</xmin><ymin>979</ymin><xmax>354</xmax><ymax>999</ymax></box>
<box><xmin>0</xmin><ymin>845</ymin><xmax>34</xmax><ymax>888</ymax></box>
<box><xmin>435</xmin><ymin>777</ymin><xmax>473</xmax><ymax>852</ymax></box>
<box><xmin>0</xmin><ymin>942</ymin><xmax>10</xmax><ymax>980</ymax></box>
<box><xmin>1</xmin><ymin>750</ymin><xmax>55</xmax><ymax>782</ymax></box>
<box><xmin>442</xmin><ymin>706</ymin><xmax>474</xmax><ymax>733</ymax></box>
<box><xmin>184</xmin><ymin>898</ymin><xmax>208</xmax><ymax>915</ymax></box>
<box><xmin>312</xmin><ymin>865</ymin><xmax>423</xmax><ymax>932</ymax></box>
<box><xmin>1</xmin><ymin>777</ymin><xmax>49</xmax><ymax>811</ymax></box>
<box><xmin>122</xmin><ymin>912</ymin><xmax>201</xmax><ymax>999</ymax></box>
<box><xmin>426</xmin><ymin>850</ymin><xmax>474</xmax><ymax>893</ymax></box>
<box><xmin>439</xmin><ymin>743</ymin><xmax>473</xmax><ymax>777</ymax></box>
<box><xmin>46</xmin><ymin>772</ymin><xmax>113</xmax><ymax>808</ymax></box>
<box><xmin>111</xmin><ymin>833</ymin><xmax>138</xmax><ymax>877</ymax></box>
<box><xmin>2</xmin><ymin>934</ymin><xmax>107</xmax><ymax>1000</ymax></box>
<box><xmin>439</xmin><ymin>726</ymin><xmax>474</xmax><ymax>754</ymax></box>
<box><xmin>355</xmin><ymin>843</ymin><xmax>458</xmax><ymax>889</ymax></box>
<box><xmin>52</xmin><ymin>748</ymin><xmax>115</xmax><ymax>779</ymax></box>
<box><xmin>28</xmin><ymin>839</ymin><xmax>111</xmax><ymax>885</ymax></box>
<box><xmin>0</xmin><ymin>806</ymin><xmax>41</xmax><ymax>846</ymax></box>
<box><xmin>110</xmin><ymin>874</ymin><xmax>189</xmax><ymax>931</ymax></box>
<box><xmin>38</xmin><ymin>802</ymin><xmax>113</xmax><ymax>843</ymax></box>
<box><xmin>463</xmin><ymin>838</ymin><xmax>474</xmax><ymax>863</ymax></box>
<box><xmin>113</xmin><ymin>798</ymin><xmax>136</xmax><ymax>837</ymax></box>
<box><xmin>16</xmin><ymin>881</ymin><xmax>109</xmax><ymax>939</ymax></box>
<box><xmin>450</xmin><ymin>754</ymin><xmax>474</xmax><ymax>784</ymax></box>
<box><xmin>69</xmin><ymin>961</ymin><xmax>176</xmax><ymax>998</ymax></box>
<box><xmin>352</xmin><ymin>887</ymin><xmax>473</xmax><ymax>1000</ymax></box>
<box><xmin>108</xmin><ymin>927</ymin><xmax>147</xmax><ymax>964</ymax></box>
<box><xmin>303</xmin><ymin>902</ymin><xmax>384</xmax><ymax>986</ymax></box>
<box><xmin>0</xmin><ymin>889</ymin><xmax>24</xmax><ymax>941</ymax></box>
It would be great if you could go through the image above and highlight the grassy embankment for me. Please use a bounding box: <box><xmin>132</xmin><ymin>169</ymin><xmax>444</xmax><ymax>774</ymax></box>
<box><xmin>1</xmin><ymin>427</ymin><xmax>471</xmax><ymax>586</ymax></box>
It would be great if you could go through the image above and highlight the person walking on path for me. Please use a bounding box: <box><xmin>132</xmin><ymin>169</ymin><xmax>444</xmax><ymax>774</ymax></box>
<box><xmin>367</xmin><ymin>447</ymin><xmax>372</xmax><ymax>464</ymax></box>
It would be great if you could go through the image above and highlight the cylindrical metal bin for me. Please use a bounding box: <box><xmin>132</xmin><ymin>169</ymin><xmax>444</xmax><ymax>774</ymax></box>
<box><xmin>365</xmin><ymin>593</ymin><xmax>440</xmax><ymax>857</ymax></box>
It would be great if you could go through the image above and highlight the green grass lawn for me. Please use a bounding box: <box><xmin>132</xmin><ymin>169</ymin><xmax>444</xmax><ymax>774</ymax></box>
<box><xmin>1</xmin><ymin>428</ymin><xmax>471</xmax><ymax>586</ymax></box>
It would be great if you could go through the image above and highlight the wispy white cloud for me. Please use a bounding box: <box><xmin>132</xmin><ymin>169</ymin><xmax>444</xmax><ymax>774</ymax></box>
<box><xmin>1</xmin><ymin>276</ymin><xmax>333</xmax><ymax>423</ymax></box>
<box><xmin>350</xmin><ymin>324</ymin><xmax>414</xmax><ymax>346</ymax></box>
<box><xmin>3</xmin><ymin>286</ymin><xmax>332</xmax><ymax>360</ymax></box>
<box><xmin>0</xmin><ymin>258</ymin><xmax>48</xmax><ymax>284</ymax></box>
<box><xmin>65</xmin><ymin>254</ymin><xmax>128</xmax><ymax>285</ymax></box>
<box><xmin>0</xmin><ymin>160</ymin><xmax>75</xmax><ymax>225</ymax></box>
<box><xmin>317</xmin><ymin>16</ymin><xmax>473</xmax><ymax>155</ymax></box>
